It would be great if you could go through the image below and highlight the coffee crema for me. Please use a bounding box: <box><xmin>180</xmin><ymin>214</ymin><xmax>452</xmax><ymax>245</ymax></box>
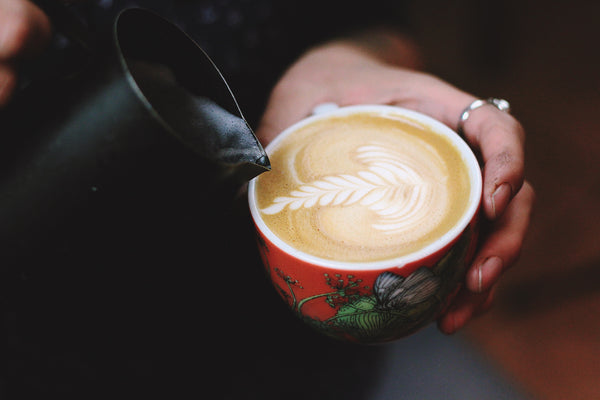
<box><xmin>254</xmin><ymin>112</ymin><xmax>471</xmax><ymax>262</ymax></box>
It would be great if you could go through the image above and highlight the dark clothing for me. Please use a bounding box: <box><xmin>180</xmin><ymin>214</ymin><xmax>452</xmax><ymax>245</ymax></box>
<box><xmin>61</xmin><ymin>0</ymin><xmax>410</xmax><ymax>125</ymax></box>
<box><xmin>3</xmin><ymin>1</ymin><xmax>409</xmax><ymax>399</ymax></box>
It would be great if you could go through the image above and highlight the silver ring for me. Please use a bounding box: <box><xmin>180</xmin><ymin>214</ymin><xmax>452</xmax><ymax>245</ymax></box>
<box><xmin>457</xmin><ymin>98</ymin><xmax>511</xmax><ymax>137</ymax></box>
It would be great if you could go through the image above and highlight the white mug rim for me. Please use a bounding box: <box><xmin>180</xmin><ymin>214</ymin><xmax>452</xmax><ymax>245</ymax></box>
<box><xmin>248</xmin><ymin>104</ymin><xmax>482</xmax><ymax>271</ymax></box>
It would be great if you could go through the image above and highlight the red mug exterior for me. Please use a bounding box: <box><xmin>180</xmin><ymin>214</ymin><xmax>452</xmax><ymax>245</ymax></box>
<box><xmin>248</xmin><ymin>105</ymin><xmax>482</xmax><ymax>344</ymax></box>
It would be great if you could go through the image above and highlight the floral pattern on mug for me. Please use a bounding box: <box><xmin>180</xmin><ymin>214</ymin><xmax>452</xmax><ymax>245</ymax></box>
<box><xmin>257</xmin><ymin>225</ymin><xmax>473</xmax><ymax>343</ymax></box>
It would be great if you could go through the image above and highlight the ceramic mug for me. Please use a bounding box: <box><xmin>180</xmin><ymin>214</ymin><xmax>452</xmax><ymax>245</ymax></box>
<box><xmin>248</xmin><ymin>104</ymin><xmax>482</xmax><ymax>344</ymax></box>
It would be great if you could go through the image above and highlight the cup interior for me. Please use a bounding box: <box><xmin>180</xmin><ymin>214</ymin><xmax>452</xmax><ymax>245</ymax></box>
<box><xmin>248</xmin><ymin>105</ymin><xmax>482</xmax><ymax>270</ymax></box>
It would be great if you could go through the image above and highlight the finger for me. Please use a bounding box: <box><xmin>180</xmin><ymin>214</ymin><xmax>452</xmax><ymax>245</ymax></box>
<box><xmin>437</xmin><ymin>287</ymin><xmax>496</xmax><ymax>335</ymax></box>
<box><xmin>0</xmin><ymin>63</ymin><xmax>17</xmax><ymax>106</ymax></box>
<box><xmin>462</xmin><ymin>105</ymin><xmax>526</xmax><ymax>220</ymax></box>
<box><xmin>394</xmin><ymin>76</ymin><xmax>526</xmax><ymax>221</ymax></box>
<box><xmin>0</xmin><ymin>0</ymin><xmax>52</xmax><ymax>60</ymax></box>
<box><xmin>466</xmin><ymin>181</ymin><xmax>535</xmax><ymax>294</ymax></box>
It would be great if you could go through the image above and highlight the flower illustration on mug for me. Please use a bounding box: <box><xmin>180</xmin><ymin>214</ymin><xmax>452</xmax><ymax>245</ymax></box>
<box><xmin>373</xmin><ymin>268</ymin><xmax>441</xmax><ymax>310</ymax></box>
<box><xmin>260</xmin><ymin>143</ymin><xmax>446</xmax><ymax>234</ymax></box>
<box><xmin>284</xmin><ymin>273</ymin><xmax>370</xmax><ymax>313</ymax></box>
<box><xmin>322</xmin><ymin>273</ymin><xmax>369</xmax><ymax>308</ymax></box>
<box><xmin>264</xmin><ymin>225</ymin><xmax>473</xmax><ymax>343</ymax></box>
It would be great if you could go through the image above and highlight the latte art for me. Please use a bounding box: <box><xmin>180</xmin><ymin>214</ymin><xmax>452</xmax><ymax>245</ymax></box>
<box><xmin>254</xmin><ymin>112</ymin><xmax>471</xmax><ymax>262</ymax></box>
<box><xmin>261</xmin><ymin>143</ymin><xmax>448</xmax><ymax>237</ymax></box>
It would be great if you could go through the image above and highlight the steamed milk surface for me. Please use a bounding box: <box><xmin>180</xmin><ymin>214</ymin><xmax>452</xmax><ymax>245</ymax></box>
<box><xmin>255</xmin><ymin>112</ymin><xmax>471</xmax><ymax>262</ymax></box>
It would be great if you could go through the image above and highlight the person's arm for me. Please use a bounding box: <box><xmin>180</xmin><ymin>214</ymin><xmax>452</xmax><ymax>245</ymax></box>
<box><xmin>257</xmin><ymin>28</ymin><xmax>535</xmax><ymax>334</ymax></box>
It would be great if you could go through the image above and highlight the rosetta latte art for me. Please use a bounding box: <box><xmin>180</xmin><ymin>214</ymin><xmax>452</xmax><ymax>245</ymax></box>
<box><xmin>254</xmin><ymin>111</ymin><xmax>471</xmax><ymax>262</ymax></box>
<box><xmin>261</xmin><ymin>143</ymin><xmax>448</xmax><ymax>236</ymax></box>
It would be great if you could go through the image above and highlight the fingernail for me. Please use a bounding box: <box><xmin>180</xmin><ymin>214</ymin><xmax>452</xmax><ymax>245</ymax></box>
<box><xmin>491</xmin><ymin>183</ymin><xmax>512</xmax><ymax>219</ymax></box>
<box><xmin>473</xmin><ymin>256</ymin><xmax>503</xmax><ymax>293</ymax></box>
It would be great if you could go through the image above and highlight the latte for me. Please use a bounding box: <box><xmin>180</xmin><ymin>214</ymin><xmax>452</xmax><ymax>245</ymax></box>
<box><xmin>253</xmin><ymin>111</ymin><xmax>472</xmax><ymax>262</ymax></box>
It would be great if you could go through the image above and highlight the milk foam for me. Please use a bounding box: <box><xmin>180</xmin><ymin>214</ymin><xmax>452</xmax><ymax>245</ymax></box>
<box><xmin>255</xmin><ymin>112</ymin><xmax>470</xmax><ymax>262</ymax></box>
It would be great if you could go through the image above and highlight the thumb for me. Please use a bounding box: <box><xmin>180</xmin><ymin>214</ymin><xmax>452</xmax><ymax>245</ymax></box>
<box><xmin>256</xmin><ymin>80</ymin><xmax>327</xmax><ymax>145</ymax></box>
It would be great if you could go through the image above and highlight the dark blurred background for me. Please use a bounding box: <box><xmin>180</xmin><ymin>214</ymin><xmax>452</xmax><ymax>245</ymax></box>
<box><xmin>410</xmin><ymin>0</ymin><xmax>600</xmax><ymax>398</ymax></box>
<box><xmin>3</xmin><ymin>0</ymin><xmax>600</xmax><ymax>399</ymax></box>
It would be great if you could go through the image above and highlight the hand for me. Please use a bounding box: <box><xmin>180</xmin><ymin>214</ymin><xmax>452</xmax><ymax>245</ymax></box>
<box><xmin>257</xmin><ymin>30</ymin><xmax>535</xmax><ymax>334</ymax></box>
<box><xmin>0</xmin><ymin>0</ymin><xmax>52</xmax><ymax>106</ymax></box>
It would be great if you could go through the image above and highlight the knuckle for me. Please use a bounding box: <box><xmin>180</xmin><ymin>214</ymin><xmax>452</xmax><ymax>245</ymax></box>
<box><xmin>494</xmin><ymin>237</ymin><xmax>522</xmax><ymax>269</ymax></box>
<box><xmin>508</xmin><ymin>238</ymin><xmax>524</xmax><ymax>265</ymax></box>
<box><xmin>512</xmin><ymin>180</ymin><xmax>536</xmax><ymax>213</ymax></box>
<box><xmin>480</xmin><ymin>111</ymin><xmax>526</xmax><ymax>147</ymax></box>
<box><xmin>521</xmin><ymin>180</ymin><xmax>536</xmax><ymax>202</ymax></box>
<box><xmin>508</xmin><ymin>117</ymin><xmax>526</xmax><ymax>146</ymax></box>
<box><xmin>493</xmin><ymin>149</ymin><xmax>514</xmax><ymax>168</ymax></box>
<box><xmin>488</xmin><ymin>150</ymin><xmax>525</xmax><ymax>185</ymax></box>
<box><xmin>510</xmin><ymin>115</ymin><xmax>526</xmax><ymax>137</ymax></box>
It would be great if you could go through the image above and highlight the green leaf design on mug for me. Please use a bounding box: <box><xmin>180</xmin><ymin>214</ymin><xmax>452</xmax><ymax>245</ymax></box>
<box><xmin>271</xmin><ymin>225</ymin><xmax>473</xmax><ymax>343</ymax></box>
